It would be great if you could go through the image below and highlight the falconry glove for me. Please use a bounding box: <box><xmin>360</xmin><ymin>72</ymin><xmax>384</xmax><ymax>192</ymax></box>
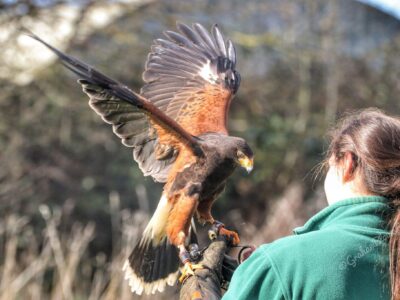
<box><xmin>179</xmin><ymin>225</ymin><xmax>256</xmax><ymax>300</ymax></box>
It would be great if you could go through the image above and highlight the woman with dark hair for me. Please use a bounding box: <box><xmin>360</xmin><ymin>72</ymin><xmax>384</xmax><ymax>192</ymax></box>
<box><xmin>183</xmin><ymin>108</ymin><xmax>400</xmax><ymax>299</ymax></box>
<box><xmin>223</xmin><ymin>108</ymin><xmax>399</xmax><ymax>299</ymax></box>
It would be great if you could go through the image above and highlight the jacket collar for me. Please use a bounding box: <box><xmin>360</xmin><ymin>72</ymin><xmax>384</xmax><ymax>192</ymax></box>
<box><xmin>293</xmin><ymin>196</ymin><xmax>391</xmax><ymax>235</ymax></box>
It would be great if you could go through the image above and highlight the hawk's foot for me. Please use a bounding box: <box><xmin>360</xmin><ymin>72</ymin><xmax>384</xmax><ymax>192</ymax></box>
<box><xmin>219</xmin><ymin>227</ymin><xmax>240</xmax><ymax>245</ymax></box>
<box><xmin>178</xmin><ymin>261</ymin><xmax>204</xmax><ymax>283</ymax></box>
<box><xmin>178</xmin><ymin>244</ymin><xmax>203</xmax><ymax>283</ymax></box>
<box><xmin>208</xmin><ymin>221</ymin><xmax>240</xmax><ymax>246</ymax></box>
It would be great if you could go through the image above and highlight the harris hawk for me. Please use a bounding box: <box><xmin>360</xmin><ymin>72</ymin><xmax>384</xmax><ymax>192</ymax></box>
<box><xmin>28</xmin><ymin>22</ymin><xmax>254</xmax><ymax>295</ymax></box>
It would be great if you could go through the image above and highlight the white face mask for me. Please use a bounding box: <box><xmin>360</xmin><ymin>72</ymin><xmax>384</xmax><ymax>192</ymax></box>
<box><xmin>324</xmin><ymin>155</ymin><xmax>365</xmax><ymax>205</ymax></box>
<box><xmin>324</xmin><ymin>163</ymin><xmax>344</xmax><ymax>204</ymax></box>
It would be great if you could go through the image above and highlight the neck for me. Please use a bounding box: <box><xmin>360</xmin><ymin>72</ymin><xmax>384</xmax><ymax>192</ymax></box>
<box><xmin>326</xmin><ymin>184</ymin><xmax>374</xmax><ymax>206</ymax></box>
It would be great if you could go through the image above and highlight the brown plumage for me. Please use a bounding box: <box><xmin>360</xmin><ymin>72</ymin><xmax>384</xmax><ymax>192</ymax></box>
<box><xmin>28</xmin><ymin>22</ymin><xmax>254</xmax><ymax>295</ymax></box>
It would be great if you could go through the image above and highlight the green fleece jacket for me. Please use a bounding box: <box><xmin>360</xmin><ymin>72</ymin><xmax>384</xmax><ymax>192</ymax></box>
<box><xmin>223</xmin><ymin>196</ymin><xmax>391</xmax><ymax>300</ymax></box>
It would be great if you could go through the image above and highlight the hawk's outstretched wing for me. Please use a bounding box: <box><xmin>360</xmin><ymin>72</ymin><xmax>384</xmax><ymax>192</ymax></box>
<box><xmin>27</xmin><ymin>23</ymin><xmax>240</xmax><ymax>183</ymax></box>
<box><xmin>142</xmin><ymin>23</ymin><xmax>240</xmax><ymax>136</ymax></box>
<box><xmin>27</xmin><ymin>31</ymin><xmax>203</xmax><ymax>182</ymax></box>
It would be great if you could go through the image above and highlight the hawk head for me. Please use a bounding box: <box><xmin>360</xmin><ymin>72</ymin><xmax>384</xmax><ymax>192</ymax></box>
<box><xmin>222</xmin><ymin>137</ymin><xmax>254</xmax><ymax>173</ymax></box>
<box><xmin>235</xmin><ymin>140</ymin><xmax>254</xmax><ymax>173</ymax></box>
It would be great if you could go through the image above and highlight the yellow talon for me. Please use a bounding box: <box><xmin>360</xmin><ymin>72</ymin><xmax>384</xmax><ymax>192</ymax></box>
<box><xmin>179</xmin><ymin>262</ymin><xmax>204</xmax><ymax>283</ymax></box>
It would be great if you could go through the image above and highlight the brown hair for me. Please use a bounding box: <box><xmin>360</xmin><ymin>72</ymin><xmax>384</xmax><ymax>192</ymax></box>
<box><xmin>326</xmin><ymin>108</ymin><xmax>400</xmax><ymax>300</ymax></box>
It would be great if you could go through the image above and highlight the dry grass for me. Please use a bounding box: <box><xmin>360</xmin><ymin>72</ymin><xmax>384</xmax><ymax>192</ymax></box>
<box><xmin>0</xmin><ymin>198</ymin><xmax>177</xmax><ymax>300</ymax></box>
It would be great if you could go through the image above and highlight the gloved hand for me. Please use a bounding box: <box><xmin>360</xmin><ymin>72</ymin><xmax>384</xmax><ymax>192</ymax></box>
<box><xmin>179</xmin><ymin>226</ymin><xmax>256</xmax><ymax>300</ymax></box>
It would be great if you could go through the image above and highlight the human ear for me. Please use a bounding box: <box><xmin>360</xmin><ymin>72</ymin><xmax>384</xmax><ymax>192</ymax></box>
<box><xmin>341</xmin><ymin>152</ymin><xmax>355</xmax><ymax>183</ymax></box>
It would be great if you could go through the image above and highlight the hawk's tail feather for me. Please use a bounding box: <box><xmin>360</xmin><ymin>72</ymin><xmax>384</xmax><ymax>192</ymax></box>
<box><xmin>123</xmin><ymin>222</ymin><xmax>198</xmax><ymax>295</ymax></box>
<box><xmin>123</xmin><ymin>193</ymin><xmax>197</xmax><ymax>295</ymax></box>
<box><xmin>123</xmin><ymin>237</ymin><xmax>180</xmax><ymax>295</ymax></box>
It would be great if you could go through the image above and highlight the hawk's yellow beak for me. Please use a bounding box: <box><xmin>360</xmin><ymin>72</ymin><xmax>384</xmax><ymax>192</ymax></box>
<box><xmin>238</xmin><ymin>156</ymin><xmax>254</xmax><ymax>173</ymax></box>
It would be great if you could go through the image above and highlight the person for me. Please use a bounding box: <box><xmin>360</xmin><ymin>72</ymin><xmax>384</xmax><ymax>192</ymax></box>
<box><xmin>183</xmin><ymin>108</ymin><xmax>400</xmax><ymax>299</ymax></box>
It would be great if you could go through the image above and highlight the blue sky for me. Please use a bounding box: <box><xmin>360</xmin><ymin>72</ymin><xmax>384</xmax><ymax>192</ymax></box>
<box><xmin>357</xmin><ymin>0</ymin><xmax>400</xmax><ymax>19</ymax></box>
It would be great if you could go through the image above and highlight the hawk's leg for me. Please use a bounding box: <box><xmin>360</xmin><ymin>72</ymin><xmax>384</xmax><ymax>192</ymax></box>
<box><xmin>166</xmin><ymin>193</ymin><xmax>198</xmax><ymax>246</ymax></box>
<box><xmin>166</xmin><ymin>193</ymin><xmax>204</xmax><ymax>282</ymax></box>
<box><xmin>196</xmin><ymin>194</ymin><xmax>241</xmax><ymax>246</ymax></box>
<box><xmin>196</xmin><ymin>184</ymin><xmax>225</xmax><ymax>225</ymax></box>
<box><xmin>196</xmin><ymin>197</ymin><xmax>215</xmax><ymax>225</ymax></box>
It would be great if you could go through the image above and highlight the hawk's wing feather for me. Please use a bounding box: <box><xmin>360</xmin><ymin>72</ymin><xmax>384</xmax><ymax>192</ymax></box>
<box><xmin>82</xmin><ymin>81</ymin><xmax>176</xmax><ymax>181</ymax></box>
<box><xmin>141</xmin><ymin>23</ymin><xmax>240</xmax><ymax>136</ymax></box>
<box><xmin>27</xmin><ymin>22</ymin><xmax>239</xmax><ymax>181</ymax></box>
<box><xmin>27</xmin><ymin>31</ymin><xmax>202</xmax><ymax>182</ymax></box>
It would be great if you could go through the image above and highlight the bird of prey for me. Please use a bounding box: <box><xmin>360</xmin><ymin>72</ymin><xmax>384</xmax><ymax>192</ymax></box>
<box><xmin>28</xmin><ymin>22</ymin><xmax>254</xmax><ymax>295</ymax></box>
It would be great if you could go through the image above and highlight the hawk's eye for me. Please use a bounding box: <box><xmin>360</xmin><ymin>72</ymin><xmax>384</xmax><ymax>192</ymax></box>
<box><xmin>237</xmin><ymin>150</ymin><xmax>245</xmax><ymax>159</ymax></box>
